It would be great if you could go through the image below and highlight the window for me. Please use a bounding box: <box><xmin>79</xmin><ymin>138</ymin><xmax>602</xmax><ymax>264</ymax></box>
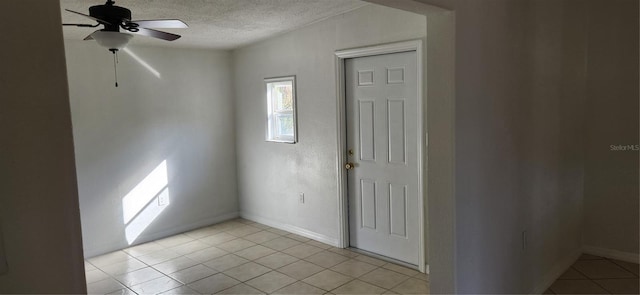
<box><xmin>265</xmin><ymin>76</ymin><xmax>297</xmax><ymax>143</ymax></box>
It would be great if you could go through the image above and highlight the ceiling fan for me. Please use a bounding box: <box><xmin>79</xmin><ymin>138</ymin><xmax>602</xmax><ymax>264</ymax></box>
<box><xmin>62</xmin><ymin>0</ymin><xmax>188</xmax><ymax>86</ymax></box>
<box><xmin>63</xmin><ymin>0</ymin><xmax>188</xmax><ymax>52</ymax></box>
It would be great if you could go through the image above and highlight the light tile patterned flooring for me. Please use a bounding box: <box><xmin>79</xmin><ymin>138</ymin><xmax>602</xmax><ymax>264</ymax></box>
<box><xmin>547</xmin><ymin>254</ymin><xmax>639</xmax><ymax>294</ymax></box>
<box><xmin>85</xmin><ymin>218</ymin><xmax>429</xmax><ymax>294</ymax></box>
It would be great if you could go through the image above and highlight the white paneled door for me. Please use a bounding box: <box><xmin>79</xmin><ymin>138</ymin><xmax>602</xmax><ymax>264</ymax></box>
<box><xmin>345</xmin><ymin>51</ymin><xmax>419</xmax><ymax>265</ymax></box>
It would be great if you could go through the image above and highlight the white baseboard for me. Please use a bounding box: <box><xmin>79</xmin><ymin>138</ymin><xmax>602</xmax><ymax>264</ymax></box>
<box><xmin>240</xmin><ymin>212</ymin><xmax>340</xmax><ymax>247</ymax></box>
<box><xmin>84</xmin><ymin>211</ymin><xmax>239</xmax><ymax>258</ymax></box>
<box><xmin>530</xmin><ymin>248</ymin><xmax>582</xmax><ymax>295</ymax></box>
<box><xmin>425</xmin><ymin>264</ymin><xmax>430</xmax><ymax>274</ymax></box>
<box><xmin>583</xmin><ymin>245</ymin><xmax>640</xmax><ymax>263</ymax></box>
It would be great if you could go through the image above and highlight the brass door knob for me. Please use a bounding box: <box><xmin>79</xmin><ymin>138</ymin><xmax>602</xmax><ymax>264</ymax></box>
<box><xmin>345</xmin><ymin>162</ymin><xmax>355</xmax><ymax>170</ymax></box>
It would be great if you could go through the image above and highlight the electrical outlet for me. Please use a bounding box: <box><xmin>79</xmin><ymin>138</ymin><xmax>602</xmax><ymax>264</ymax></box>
<box><xmin>157</xmin><ymin>192</ymin><xmax>170</xmax><ymax>206</ymax></box>
<box><xmin>299</xmin><ymin>193</ymin><xmax>305</xmax><ymax>204</ymax></box>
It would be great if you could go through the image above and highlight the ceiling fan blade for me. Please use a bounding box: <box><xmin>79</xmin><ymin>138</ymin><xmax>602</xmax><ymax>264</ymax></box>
<box><xmin>130</xmin><ymin>19</ymin><xmax>188</xmax><ymax>29</ymax></box>
<box><xmin>83</xmin><ymin>31</ymin><xmax>99</xmax><ymax>40</ymax></box>
<box><xmin>65</xmin><ymin>9</ymin><xmax>112</xmax><ymax>25</ymax></box>
<box><xmin>62</xmin><ymin>23</ymin><xmax>99</xmax><ymax>27</ymax></box>
<box><xmin>130</xmin><ymin>27</ymin><xmax>181</xmax><ymax>41</ymax></box>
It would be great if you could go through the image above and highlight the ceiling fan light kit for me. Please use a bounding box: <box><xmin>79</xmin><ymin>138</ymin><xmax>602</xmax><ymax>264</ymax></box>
<box><xmin>62</xmin><ymin>0</ymin><xmax>188</xmax><ymax>86</ymax></box>
<box><xmin>91</xmin><ymin>31</ymin><xmax>133</xmax><ymax>51</ymax></box>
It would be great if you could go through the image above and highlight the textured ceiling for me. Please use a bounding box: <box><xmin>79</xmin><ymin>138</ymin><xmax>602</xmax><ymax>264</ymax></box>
<box><xmin>59</xmin><ymin>0</ymin><xmax>369</xmax><ymax>50</ymax></box>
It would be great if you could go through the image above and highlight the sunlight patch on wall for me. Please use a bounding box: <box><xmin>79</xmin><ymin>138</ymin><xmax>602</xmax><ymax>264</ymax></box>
<box><xmin>123</xmin><ymin>47</ymin><xmax>162</xmax><ymax>79</ymax></box>
<box><xmin>125</xmin><ymin>187</ymin><xmax>170</xmax><ymax>244</ymax></box>
<box><xmin>122</xmin><ymin>161</ymin><xmax>168</xmax><ymax>224</ymax></box>
<box><xmin>122</xmin><ymin>160</ymin><xmax>170</xmax><ymax>244</ymax></box>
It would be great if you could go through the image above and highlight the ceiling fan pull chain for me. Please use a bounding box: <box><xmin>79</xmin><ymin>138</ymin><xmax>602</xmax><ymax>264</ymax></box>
<box><xmin>111</xmin><ymin>49</ymin><xmax>119</xmax><ymax>87</ymax></box>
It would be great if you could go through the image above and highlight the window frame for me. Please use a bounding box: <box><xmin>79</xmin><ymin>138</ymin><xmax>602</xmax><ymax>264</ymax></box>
<box><xmin>265</xmin><ymin>75</ymin><xmax>298</xmax><ymax>143</ymax></box>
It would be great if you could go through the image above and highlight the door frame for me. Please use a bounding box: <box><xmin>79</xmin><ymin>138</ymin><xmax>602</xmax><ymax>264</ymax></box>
<box><xmin>334</xmin><ymin>39</ymin><xmax>425</xmax><ymax>272</ymax></box>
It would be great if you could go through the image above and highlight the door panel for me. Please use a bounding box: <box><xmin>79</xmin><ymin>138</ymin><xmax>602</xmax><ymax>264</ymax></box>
<box><xmin>389</xmin><ymin>183</ymin><xmax>408</xmax><ymax>238</ymax></box>
<box><xmin>358</xmin><ymin>100</ymin><xmax>376</xmax><ymax>161</ymax></box>
<box><xmin>346</xmin><ymin>51</ymin><xmax>418</xmax><ymax>265</ymax></box>
<box><xmin>360</xmin><ymin>179</ymin><xmax>377</xmax><ymax>230</ymax></box>
<box><xmin>387</xmin><ymin>99</ymin><xmax>406</xmax><ymax>164</ymax></box>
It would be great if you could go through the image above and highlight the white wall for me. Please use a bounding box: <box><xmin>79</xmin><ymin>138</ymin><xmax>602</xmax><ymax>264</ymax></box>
<box><xmin>0</xmin><ymin>0</ymin><xmax>86</xmax><ymax>293</ymax></box>
<box><xmin>582</xmin><ymin>0</ymin><xmax>639</xmax><ymax>259</ymax></box>
<box><xmin>233</xmin><ymin>4</ymin><xmax>426</xmax><ymax>244</ymax></box>
<box><xmin>445</xmin><ymin>1</ymin><xmax>587</xmax><ymax>292</ymax></box>
<box><xmin>400</xmin><ymin>0</ymin><xmax>637</xmax><ymax>292</ymax></box>
<box><xmin>64</xmin><ymin>42</ymin><xmax>239</xmax><ymax>257</ymax></box>
<box><xmin>388</xmin><ymin>0</ymin><xmax>591</xmax><ymax>293</ymax></box>
<box><xmin>519</xmin><ymin>1</ymin><xmax>588</xmax><ymax>291</ymax></box>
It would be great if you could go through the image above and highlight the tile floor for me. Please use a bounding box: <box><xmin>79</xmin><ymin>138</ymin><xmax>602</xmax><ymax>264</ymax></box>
<box><xmin>547</xmin><ymin>254</ymin><xmax>639</xmax><ymax>294</ymax></box>
<box><xmin>85</xmin><ymin>218</ymin><xmax>429</xmax><ymax>294</ymax></box>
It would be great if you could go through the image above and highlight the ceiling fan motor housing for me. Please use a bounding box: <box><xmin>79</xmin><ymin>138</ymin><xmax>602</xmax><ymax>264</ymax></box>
<box><xmin>89</xmin><ymin>4</ymin><xmax>131</xmax><ymax>32</ymax></box>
